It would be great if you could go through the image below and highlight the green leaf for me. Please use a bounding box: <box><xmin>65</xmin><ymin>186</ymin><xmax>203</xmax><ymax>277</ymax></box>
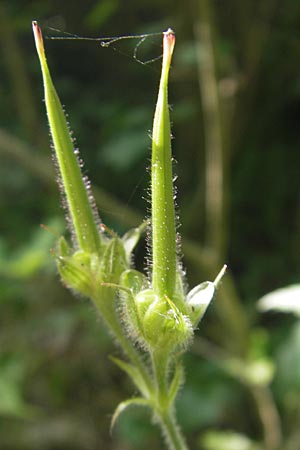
<box><xmin>0</xmin><ymin>219</ymin><xmax>62</xmax><ymax>279</ymax></box>
<box><xmin>0</xmin><ymin>358</ymin><xmax>38</xmax><ymax>419</ymax></box>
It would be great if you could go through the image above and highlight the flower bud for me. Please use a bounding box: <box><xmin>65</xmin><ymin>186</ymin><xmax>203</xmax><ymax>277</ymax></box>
<box><xmin>140</xmin><ymin>292</ymin><xmax>192</xmax><ymax>351</ymax></box>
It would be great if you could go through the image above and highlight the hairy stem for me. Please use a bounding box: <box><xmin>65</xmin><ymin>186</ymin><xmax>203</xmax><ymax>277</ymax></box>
<box><xmin>159</xmin><ymin>410</ymin><xmax>188</xmax><ymax>450</ymax></box>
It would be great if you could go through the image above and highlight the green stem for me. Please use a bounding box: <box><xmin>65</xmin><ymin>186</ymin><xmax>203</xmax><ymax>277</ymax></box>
<box><xmin>151</xmin><ymin>350</ymin><xmax>188</xmax><ymax>450</ymax></box>
<box><xmin>159</xmin><ymin>409</ymin><xmax>188</xmax><ymax>450</ymax></box>
<box><xmin>32</xmin><ymin>21</ymin><xmax>101</xmax><ymax>254</ymax></box>
<box><xmin>151</xmin><ymin>349</ymin><xmax>169</xmax><ymax>403</ymax></box>
<box><xmin>151</xmin><ymin>29</ymin><xmax>177</xmax><ymax>299</ymax></box>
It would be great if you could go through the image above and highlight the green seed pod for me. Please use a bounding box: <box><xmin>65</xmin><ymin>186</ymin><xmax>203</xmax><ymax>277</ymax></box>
<box><xmin>32</xmin><ymin>21</ymin><xmax>102</xmax><ymax>255</ymax></box>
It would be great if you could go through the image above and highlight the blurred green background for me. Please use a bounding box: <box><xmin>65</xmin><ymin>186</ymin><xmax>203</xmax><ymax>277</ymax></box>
<box><xmin>1</xmin><ymin>1</ymin><xmax>300</xmax><ymax>449</ymax></box>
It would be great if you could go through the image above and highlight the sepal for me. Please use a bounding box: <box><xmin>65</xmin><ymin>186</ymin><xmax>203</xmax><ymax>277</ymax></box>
<box><xmin>56</xmin><ymin>250</ymin><xmax>96</xmax><ymax>298</ymax></box>
<box><xmin>186</xmin><ymin>265</ymin><xmax>227</xmax><ymax>328</ymax></box>
<box><xmin>122</xmin><ymin>221</ymin><xmax>147</xmax><ymax>262</ymax></box>
<box><xmin>99</xmin><ymin>237</ymin><xmax>128</xmax><ymax>283</ymax></box>
<box><xmin>110</xmin><ymin>397</ymin><xmax>151</xmax><ymax>434</ymax></box>
<box><xmin>186</xmin><ymin>281</ymin><xmax>215</xmax><ymax>328</ymax></box>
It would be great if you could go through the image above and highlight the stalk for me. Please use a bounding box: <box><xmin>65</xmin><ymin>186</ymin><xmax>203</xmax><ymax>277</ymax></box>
<box><xmin>32</xmin><ymin>21</ymin><xmax>101</xmax><ymax>254</ymax></box>
<box><xmin>151</xmin><ymin>349</ymin><xmax>188</xmax><ymax>450</ymax></box>
<box><xmin>151</xmin><ymin>29</ymin><xmax>177</xmax><ymax>298</ymax></box>
<box><xmin>159</xmin><ymin>410</ymin><xmax>188</xmax><ymax>450</ymax></box>
<box><xmin>151</xmin><ymin>349</ymin><xmax>169</xmax><ymax>402</ymax></box>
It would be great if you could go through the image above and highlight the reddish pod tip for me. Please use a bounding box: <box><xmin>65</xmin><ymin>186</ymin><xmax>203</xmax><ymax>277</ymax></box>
<box><xmin>163</xmin><ymin>28</ymin><xmax>175</xmax><ymax>63</ymax></box>
<box><xmin>32</xmin><ymin>20</ymin><xmax>45</xmax><ymax>58</ymax></box>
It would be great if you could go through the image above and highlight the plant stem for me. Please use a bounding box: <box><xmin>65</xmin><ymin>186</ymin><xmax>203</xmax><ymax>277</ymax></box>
<box><xmin>159</xmin><ymin>409</ymin><xmax>188</xmax><ymax>450</ymax></box>
<box><xmin>251</xmin><ymin>385</ymin><xmax>282</xmax><ymax>450</ymax></box>
<box><xmin>151</xmin><ymin>349</ymin><xmax>169</xmax><ymax>402</ymax></box>
<box><xmin>151</xmin><ymin>350</ymin><xmax>188</xmax><ymax>450</ymax></box>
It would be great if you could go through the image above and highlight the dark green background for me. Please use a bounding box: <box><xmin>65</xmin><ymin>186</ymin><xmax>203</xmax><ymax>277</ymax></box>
<box><xmin>1</xmin><ymin>1</ymin><xmax>300</xmax><ymax>449</ymax></box>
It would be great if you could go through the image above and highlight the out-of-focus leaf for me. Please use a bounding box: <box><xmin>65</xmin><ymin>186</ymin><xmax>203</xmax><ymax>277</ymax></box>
<box><xmin>201</xmin><ymin>430</ymin><xmax>261</xmax><ymax>450</ymax></box>
<box><xmin>100</xmin><ymin>107</ymin><xmax>150</xmax><ymax>170</ymax></box>
<box><xmin>257</xmin><ymin>285</ymin><xmax>300</xmax><ymax>317</ymax></box>
<box><xmin>84</xmin><ymin>0</ymin><xmax>119</xmax><ymax>30</ymax></box>
<box><xmin>0</xmin><ymin>358</ymin><xmax>36</xmax><ymax>418</ymax></box>
<box><xmin>223</xmin><ymin>357</ymin><xmax>274</xmax><ymax>387</ymax></box>
<box><xmin>101</xmin><ymin>130</ymin><xmax>149</xmax><ymax>170</ymax></box>
<box><xmin>0</xmin><ymin>218</ymin><xmax>63</xmax><ymax>278</ymax></box>
<box><xmin>177</xmin><ymin>372</ymin><xmax>235</xmax><ymax>430</ymax></box>
<box><xmin>275</xmin><ymin>322</ymin><xmax>300</xmax><ymax>398</ymax></box>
